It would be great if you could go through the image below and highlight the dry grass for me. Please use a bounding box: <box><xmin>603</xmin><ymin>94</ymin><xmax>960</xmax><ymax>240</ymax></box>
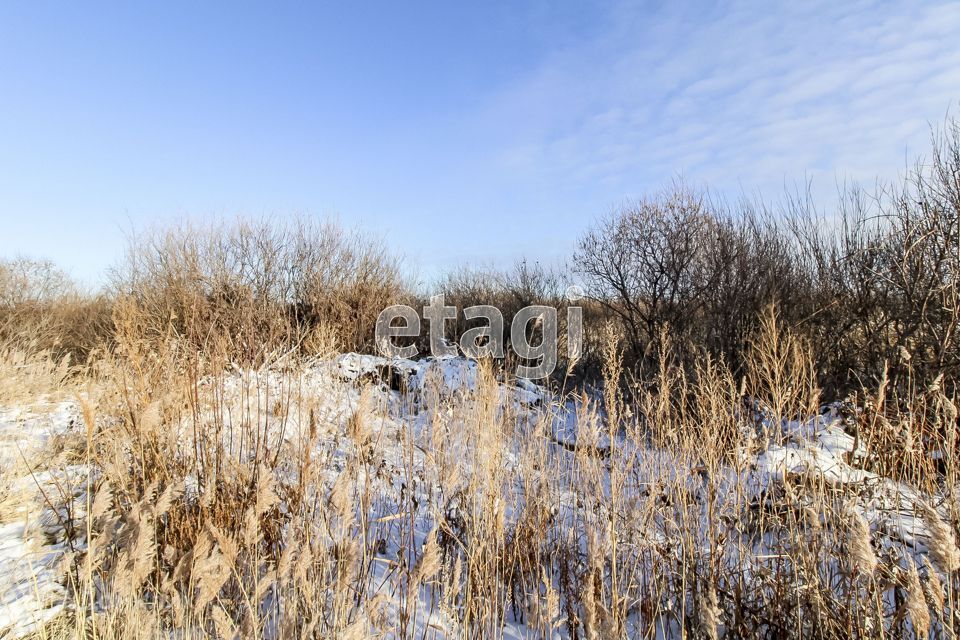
<box><xmin>0</xmin><ymin>178</ymin><xmax>955</xmax><ymax>637</ymax></box>
<box><xmin>0</xmin><ymin>305</ymin><xmax>951</xmax><ymax>640</ymax></box>
<box><xmin>109</xmin><ymin>216</ymin><xmax>407</xmax><ymax>364</ymax></box>
<box><xmin>0</xmin><ymin>341</ymin><xmax>73</xmax><ymax>406</ymax></box>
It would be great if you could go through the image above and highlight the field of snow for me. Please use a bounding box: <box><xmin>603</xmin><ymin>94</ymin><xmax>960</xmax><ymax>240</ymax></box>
<box><xmin>0</xmin><ymin>354</ymin><xmax>955</xmax><ymax>637</ymax></box>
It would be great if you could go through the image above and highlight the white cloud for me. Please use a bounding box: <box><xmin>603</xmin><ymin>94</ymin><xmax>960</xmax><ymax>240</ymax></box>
<box><xmin>480</xmin><ymin>0</ymin><xmax>960</xmax><ymax>204</ymax></box>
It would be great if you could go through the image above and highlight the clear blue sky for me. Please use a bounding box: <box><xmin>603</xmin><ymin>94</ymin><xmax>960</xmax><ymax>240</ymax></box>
<box><xmin>2</xmin><ymin>1</ymin><xmax>959</xmax><ymax>286</ymax></box>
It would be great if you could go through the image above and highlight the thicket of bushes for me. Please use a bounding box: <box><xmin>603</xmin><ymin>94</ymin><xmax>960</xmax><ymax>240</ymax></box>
<box><xmin>0</xmin><ymin>257</ymin><xmax>113</xmax><ymax>362</ymax></box>
<box><xmin>436</xmin><ymin>120</ymin><xmax>959</xmax><ymax>398</ymax></box>
<box><xmin>1</xmin><ymin>220</ymin><xmax>407</xmax><ymax>366</ymax></box>
<box><xmin>108</xmin><ymin>218</ymin><xmax>406</xmax><ymax>364</ymax></box>
<box><xmin>2</xmin><ymin>120</ymin><xmax>958</xmax><ymax>400</ymax></box>
<box><xmin>573</xmin><ymin>161</ymin><xmax>960</xmax><ymax>398</ymax></box>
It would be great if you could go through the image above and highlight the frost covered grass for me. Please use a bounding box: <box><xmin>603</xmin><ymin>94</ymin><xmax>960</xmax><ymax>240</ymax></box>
<box><xmin>1</xmin><ymin>312</ymin><xmax>959</xmax><ymax>639</ymax></box>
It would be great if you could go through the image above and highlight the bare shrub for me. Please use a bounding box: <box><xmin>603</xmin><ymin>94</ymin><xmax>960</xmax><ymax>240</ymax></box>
<box><xmin>574</xmin><ymin>184</ymin><xmax>714</xmax><ymax>366</ymax></box>
<box><xmin>0</xmin><ymin>257</ymin><xmax>74</xmax><ymax>307</ymax></box>
<box><xmin>110</xmin><ymin>217</ymin><xmax>406</xmax><ymax>365</ymax></box>
<box><xmin>699</xmin><ymin>201</ymin><xmax>810</xmax><ymax>373</ymax></box>
<box><xmin>434</xmin><ymin>259</ymin><xmax>587</xmax><ymax>379</ymax></box>
<box><xmin>574</xmin><ymin>183</ymin><xmax>806</xmax><ymax>380</ymax></box>
<box><xmin>788</xmin><ymin>120</ymin><xmax>960</xmax><ymax>397</ymax></box>
<box><xmin>572</xmin><ymin>118</ymin><xmax>960</xmax><ymax>399</ymax></box>
<box><xmin>0</xmin><ymin>257</ymin><xmax>114</xmax><ymax>363</ymax></box>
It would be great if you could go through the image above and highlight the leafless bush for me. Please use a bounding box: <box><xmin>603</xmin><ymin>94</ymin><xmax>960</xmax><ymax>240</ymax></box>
<box><xmin>788</xmin><ymin>119</ymin><xmax>960</xmax><ymax>396</ymax></box>
<box><xmin>574</xmin><ymin>184</ymin><xmax>714</xmax><ymax>366</ymax></box>
<box><xmin>110</xmin><ymin>217</ymin><xmax>407</xmax><ymax>365</ymax></box>
<box><xmin>573</xmin><ymin>184</ymin><xmax>807</xmax><ymax>380</ymax></box>
<box><xmin>0</xmin><ymin>257</ymin><xmax>113</xmax><ymax>363</ymax></box>
<box><xmin>434</xmin><ymin>259</ymin><xmax>588</xmax><ymax>379</ymax></box>
<box><xmin>573</xmin><ymin>119</ymin><xmax>960</xmax><ymax>398</ymax></box>
<box><xmin>0</xmin><ymin>257</ymin><xmax>74</xmax><ymax>307</ymax></box>
<box><xmin>699</xmin><ymin>202</ymin><xmax>810</xmax><ymax>372</ymax></box>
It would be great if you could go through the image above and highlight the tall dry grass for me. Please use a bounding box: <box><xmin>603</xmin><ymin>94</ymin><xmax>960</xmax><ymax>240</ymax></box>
<box><xmin>0</xmin><ymin>341</ymin><xmax>73</xmax><ymax>406</ymax></box>
<box><xmin>0</xmin><ymin>120</ymin><xmax>956</xmax><ymax>635</ymax></box>
<box><xmin>110</xmin><ymin>216</ymin><xmax>407</xmax><ymax>366</ymax></box>
<box><xmin>0</xmin><ymin>257</ymin><xmax>114</xmax><ymax>365</ymax></box>
<box><xmin>1</xmin><ymin>304</ymin><xmax>949</xmax><ymax>640</ymax></box>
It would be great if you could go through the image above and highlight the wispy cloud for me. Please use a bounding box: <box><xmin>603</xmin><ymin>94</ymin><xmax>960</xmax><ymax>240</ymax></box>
<box><xmin>481</xmin><ymin>0</ymin><xmax>960</xmax><ymax>202</ymax></box>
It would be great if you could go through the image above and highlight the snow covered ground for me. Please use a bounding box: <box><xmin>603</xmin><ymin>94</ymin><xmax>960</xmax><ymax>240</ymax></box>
<box><xmin>0</xmin><ymin>354</ymin><xmax>955</xmax><ymax>637</ymax></box>
<box><xmin>0</xmin><ymin>402</ymin><xmax>86</xmax><ymax>637</ymax></box>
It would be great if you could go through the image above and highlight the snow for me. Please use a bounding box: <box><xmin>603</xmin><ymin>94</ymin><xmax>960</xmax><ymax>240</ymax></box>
<box><xmin>0</xmin><ymin>355</ymin><xmax>955</xmax><ymax>637</ymax></box>
<box><xmin>752</xmin><ymin>410</ymin><xmax>950</xmax><ymax>557</ymax></box>
<box><xmin>334</xmin><ymin>353</ymin><xmax>544</xmax><ymax>407</ymax></box>
<box><xmin>0</xmin><ymin>402</ymin><xmax>86</xmax><ymax>638</ymax></box>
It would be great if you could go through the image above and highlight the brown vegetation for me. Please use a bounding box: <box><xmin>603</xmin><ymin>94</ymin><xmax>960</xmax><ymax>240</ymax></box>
<box><xmin>0</xmin><ymin>120</ymin><xmax>958</xmax><ymax>639</ymax></box>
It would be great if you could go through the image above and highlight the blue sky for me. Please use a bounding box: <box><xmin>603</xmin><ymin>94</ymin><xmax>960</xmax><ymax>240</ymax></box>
<box><xmin>2</xmin><ymin>1</ymin><xmax>959</xmax><ymax>286</ymax></box>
